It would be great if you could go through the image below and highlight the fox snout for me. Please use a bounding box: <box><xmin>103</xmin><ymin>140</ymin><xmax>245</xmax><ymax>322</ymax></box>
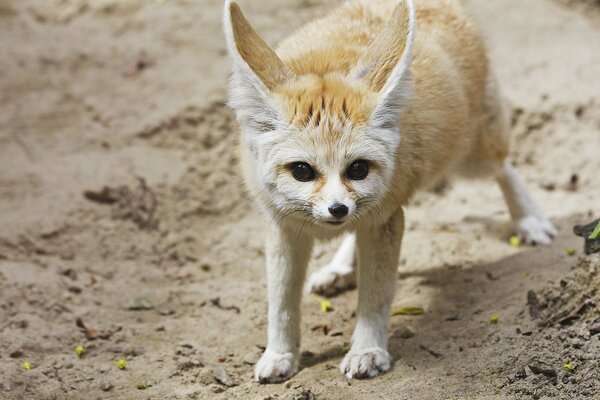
<box><xmin>311</xmin><ymin>173</ymin><xmax>356</xmax><ymax>226</ymax></box>
<box><xmin>328</xmin><ymin>203</ymin><xmax>348</xmax><ymax>218</ymax></box>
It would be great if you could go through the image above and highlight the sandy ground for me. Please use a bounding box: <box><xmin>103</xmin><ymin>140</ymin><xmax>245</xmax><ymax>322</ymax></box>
<box><xmin>1</xmin><ymin>0</ymin><xmax>599</xmax><ymax>399</ymax></box>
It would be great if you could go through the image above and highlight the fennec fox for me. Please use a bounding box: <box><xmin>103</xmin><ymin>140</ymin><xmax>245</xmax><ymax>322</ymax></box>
<box><xmin>223</xmin><ymin>0</ymin><xmax>556</xmax><ymax>383</ymax></box>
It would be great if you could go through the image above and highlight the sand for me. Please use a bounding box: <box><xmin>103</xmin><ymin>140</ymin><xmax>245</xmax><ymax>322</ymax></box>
<box><xmin>0</xmin><ymin>0</ymin><xmax>599</xmax><ymax>399</ymax></box>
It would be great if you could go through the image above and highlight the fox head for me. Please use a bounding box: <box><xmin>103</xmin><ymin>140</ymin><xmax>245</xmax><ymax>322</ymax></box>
<box><xmin>224</xmin><ymin>0</ymin><xmax>415</xmax><ymax>230</ymax></box>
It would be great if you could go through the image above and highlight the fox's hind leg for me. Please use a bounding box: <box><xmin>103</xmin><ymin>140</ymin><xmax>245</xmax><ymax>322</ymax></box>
<box><xmin>497</xmin><ymin>161</ymin><xmax>557</xmax><ymax>244</ymax></box>
<box><xmin>464</xmin><ymin>73</ymin><xmax>556</xmax><ymax>244</ymax></box>
<box><xmin>307</xmin><ymin>233</ymin><xmax>357</xmax><ymax>296</ymax></box>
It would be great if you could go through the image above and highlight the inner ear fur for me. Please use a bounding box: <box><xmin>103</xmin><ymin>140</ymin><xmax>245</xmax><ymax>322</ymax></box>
<box><xmin>226</xmin><ymin>1</ymin><xmax>292</xmax><ymax>91</ymax></box>
<box><xmin>351</xmin><ymin>1</ymin><xmax>414</xmax><ymax>93</ymax></box>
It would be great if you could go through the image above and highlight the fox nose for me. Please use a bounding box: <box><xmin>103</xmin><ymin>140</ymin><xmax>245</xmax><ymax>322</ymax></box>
<box><xmin>328</xmin><ymin>203</ymin><xmax>349</xmax><ymax>218</ymax></box>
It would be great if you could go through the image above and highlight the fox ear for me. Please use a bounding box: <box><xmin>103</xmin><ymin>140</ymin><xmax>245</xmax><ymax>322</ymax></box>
<box><xmin>350</xmin><ymin>0</ymin><xmax>416</xmax><ymax>129</ymax></box>
<box><xmin>223</xmin><ymin>0</ymin><xmax>293</xmax><ymax>134</ymax></box>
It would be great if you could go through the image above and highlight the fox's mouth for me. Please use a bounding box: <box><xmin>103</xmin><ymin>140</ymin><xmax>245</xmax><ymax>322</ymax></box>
<box><xmin>323</xmin><ymin>219</ymin><xmax>347</xmax><ymax>227</ymax></box>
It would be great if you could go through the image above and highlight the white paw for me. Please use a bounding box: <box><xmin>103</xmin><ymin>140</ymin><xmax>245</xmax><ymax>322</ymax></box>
<box><xmin>340</xmin><ymin>347</ymin><xmax>391</xmax><ymax>379</ymax></box>
<box><xmin>254</xmin><ymin>350</ymin><xmax>298</xmax><ymax>384</ymax></box>
<box><xmin>514</xmin><ymin>215</ymin><xmax>557</xmax><ymax>245</ymax></box>
<box><xmin>307</xmin><ymin>264</ymin><xmax>355</xmax><ymax>297</ymax></box>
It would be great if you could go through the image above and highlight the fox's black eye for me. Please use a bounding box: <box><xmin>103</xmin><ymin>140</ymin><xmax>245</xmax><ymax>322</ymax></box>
<box><xmin>347</xmin><ymin>160</ymin><xmax>369</xmax><ymax>180</ymax></box>
<box><xmin>290</xmin><ymin>162</ymin><xmax>316</xmax><ymax>182</ymax></box>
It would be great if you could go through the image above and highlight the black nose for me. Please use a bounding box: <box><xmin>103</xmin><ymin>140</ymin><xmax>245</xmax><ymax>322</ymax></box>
<box><xmin>328</xmin><ymin>203</ymin><xmax>349</xmax><ymax>218</ymax></box>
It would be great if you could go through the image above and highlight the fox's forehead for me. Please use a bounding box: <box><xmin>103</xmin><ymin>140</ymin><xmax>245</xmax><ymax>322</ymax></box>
<box><xmin>273</xmin><ymin>74</ymin><xmax>377</xmax><ymax>128</ymax></box>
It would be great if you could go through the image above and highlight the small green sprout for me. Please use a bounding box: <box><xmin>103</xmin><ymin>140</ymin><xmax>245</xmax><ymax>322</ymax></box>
<box><xmin>490</xmin><ymin>315</ymin><xmax>500</xmax><ymax>324</ymax></box>
<box><xmin>563</xmin><ymin>363</ymin><xmax>576</xmax><ymax>373</ymax></box>
<box><xmin>117</xmin><ymin>359</ymin><xmax>128</xmax><ymax>369</ymax></box>
<box><xmin>75</xmin><ymin>345</ymin><xmax>85</xmax><ymax>358</ymax></box>
<box><xmin>21</xmin><ymin>360</ymin><xmax>31</xmax><ymax>371</ymax></box>
<box><xmin>320</xmin><ymin>299</ymin><xmax>332</xmax><ymax>312</ymax></box>
<box><xmin>509</xmin><ymin>236</ymin><xmax>521</xmax><ymax>248</ymax></box>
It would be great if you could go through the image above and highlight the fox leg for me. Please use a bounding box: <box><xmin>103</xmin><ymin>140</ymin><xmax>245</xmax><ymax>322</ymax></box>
<box><xmin>466</xmin><ymin>73</ymin><xmax>556</xmax><ymax>245</ymax></box>
<box><xmin>341</xmin><ymin>208</ymin><xmax>404</xmax><ymax>379</ymax></box>
<box><xmin>255</xmin><ymin>226</ymin><xmax>313</xmax><ymax>383</ymax></box>
<box><xmin>497</xmin><ymin>161</ymin><xmax>557</xmax><ymax>245</ymax></box>
<box><xmin>307</xmin><ymin>233</ymin><xmax>357</xmax><ymax>296</ymax></box>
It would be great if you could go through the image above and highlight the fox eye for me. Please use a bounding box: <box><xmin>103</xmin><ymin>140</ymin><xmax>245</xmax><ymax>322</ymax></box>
<box><xmin>347</xmin><ymin>160</ymin><xmax>369</xmax><ymax>180</ymax></box>
<box><xmin>290</xmin><ymin>162</ymin><xmax>316</xmax><ymax>182</ymax></box>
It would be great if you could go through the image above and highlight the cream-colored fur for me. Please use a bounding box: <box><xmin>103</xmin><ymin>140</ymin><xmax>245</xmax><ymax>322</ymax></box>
<box><xmin>223</xmin><ymin>0</ymin><xmax>555</xmax><ymax>383</ymax></box>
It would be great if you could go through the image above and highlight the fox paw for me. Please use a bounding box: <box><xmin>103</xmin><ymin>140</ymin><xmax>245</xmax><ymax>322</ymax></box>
<box><xmin>515</xmin><ymin>215</ymin><xmax>557</xmax><ymax>245</ymax></box>
<box><xmin>307</xmin><ymin>265</ymin><xmax>355</xmax><ymax>297</ymax></box>
<box><xmin>254</xmin><ymin>350</ymin><xmax>297</xmax><ymax>384</ymax></box>
<box><xmin>340</xmin><ymin>347</ymin><xmax>391</xmax><ymax>379</ymax></box>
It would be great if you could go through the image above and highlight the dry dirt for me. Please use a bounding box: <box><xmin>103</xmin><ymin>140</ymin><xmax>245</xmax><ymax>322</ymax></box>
<box><xmin>1</xmin><ymin>0</ymin><xmax>599</xmax><ymax>399</ymax></box>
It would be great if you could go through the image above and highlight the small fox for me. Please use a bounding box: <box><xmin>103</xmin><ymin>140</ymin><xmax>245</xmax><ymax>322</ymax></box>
<box><xmin>223</xmin><ymin>0</ymin><xmax>556</xmax><ymax>383</ymax></box>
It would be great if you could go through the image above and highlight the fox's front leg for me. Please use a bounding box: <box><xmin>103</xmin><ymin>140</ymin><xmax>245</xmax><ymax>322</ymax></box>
<box><xmin>255</xmin><ymin>225</ymin><xmax>313</xmax><ymax>383</ymax></box>
<box><xmin>341</xmin><ymin>208</ymin><xmax>404</xmax><ymax>379</ymax></box>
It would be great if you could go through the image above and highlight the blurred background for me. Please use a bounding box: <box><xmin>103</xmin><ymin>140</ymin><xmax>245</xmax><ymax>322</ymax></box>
<box><xmin>0</xmin><ymin>0</ymin><xmax>599</xmax><ymax>399</ymax></box>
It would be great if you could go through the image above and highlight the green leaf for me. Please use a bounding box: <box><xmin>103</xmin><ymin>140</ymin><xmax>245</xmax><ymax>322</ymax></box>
<box><xmin>589</xmin><ymin>221</ymin><xmax>600</xmax><ymax>239</ymax></box>
<box><xmin>391</xmin><ymin>307</ymin><xmax>424</xmax><ymax>316</ymax></box>
<box><xmin>137</xmin><ymin>382</ymin><xmax>153</xmax><ymax>390</ymax></box>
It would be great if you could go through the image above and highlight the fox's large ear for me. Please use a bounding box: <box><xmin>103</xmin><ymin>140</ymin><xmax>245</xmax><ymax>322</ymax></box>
<box><xmin>350</xmin><ymin>0</ymin><xmax>416</xmax><ymax>130</ymax></box>
<box><xmin>223</xmin><ymin>0</ymin><xmax>293</xmax><ymax>134</ymax></box>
